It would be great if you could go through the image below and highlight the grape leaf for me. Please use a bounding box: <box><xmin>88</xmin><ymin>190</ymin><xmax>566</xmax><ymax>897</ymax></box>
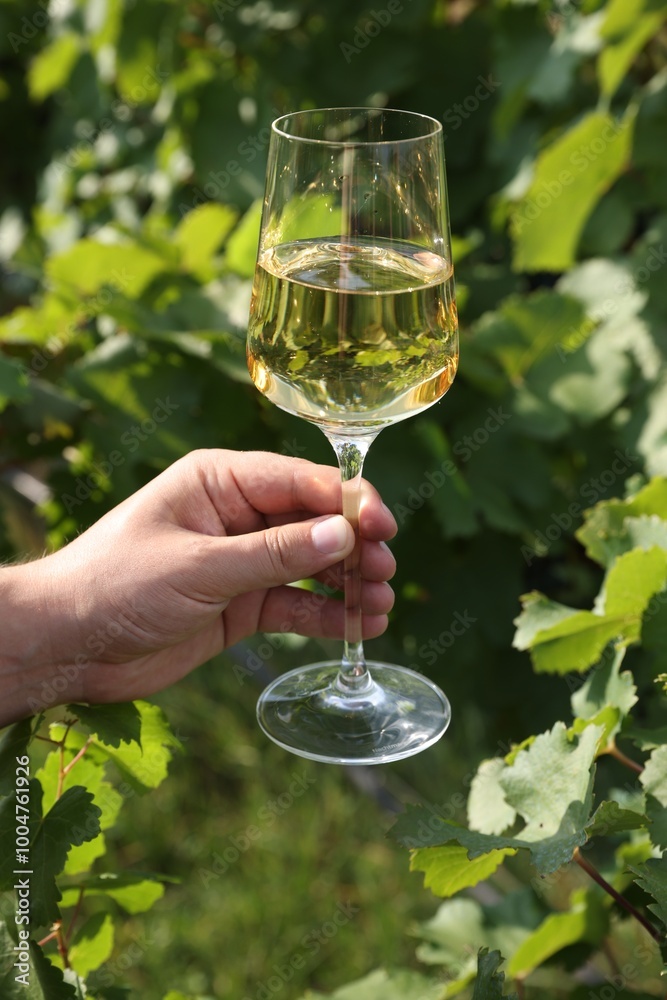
<box><xmin>511</xmin><ymin>110</ymin><xmax>634</xmax><ymax>272</ymax></box>
<box><xmin>473</xmin><ymin>949</ymin><xmax>518</xmax><ymax>1000</ymax></box>
<box><xmin>225</xmin><ymin>200</ymin><xmax>262</xmax><ymax>278</ymax></box>
<box><xmin>69</xmin><ymin>912</ymin><xmax>115</xmax><ymax>978</ymax></box>
<box><xmin>631</xmin><ymin>854</ymin><xmax>667</xmax><ymax>931</ymax></box>
<box><xmin>0</xmin><ymin>354</ymin><xmax>30</xmax><ymax>413</ymax></box>
<box><xmin>513</xmin><ymin>592</ymin><xmax>578</xmax><ymax>652</ymax></box>
<box><xmin>66</xmin><ymin>703</ymin><xmax>142</xmax><ymax>749</ymax></box>
<box><xmin>598</xmin><ymin>0</ymin><xmax>667</xmax><ymax>98</ymax></box>
<box><xmin>0</xmin><ymin>719</ymin><xmax>33</xmax><ymax>796</ymax></box>
<box><xmin>60</xmin><ymin>872</ymin><xmax>176</xmax><ymax>913</ymax></box>
<box><xmin>28</xmin><ymin>33</ymin><xmax>82</xmax><ymax>102</ymax></box>
<box><xmin>570</xmin><ymin>645</ymin><xmax>637</xmax><ymax>727</ymax></box>
<box><xmin>52</xmin><ymin>701</ymin><xmax>181</xmax><ymax>795</ymax></box>
<box><xmin>29</xmin><ymin>782</ymin><xmax>101</xmax><ymax>927</ymax></box>
<box><xmin>36</xmin><ymin>746</ymin><xmax>122</xmax><ymax>875</ymax></box>
<box><xmin>470</xmin><ymin>292</ymin><xmax>590</xmax><ymax>381</ymax></box>
<box><xmin>585</xmin><ymin>800</ymin><xmax>648</xmax><ymax>839</ymax></box>
<box><xmin>507</xmin><ymin>890</ymin><xmax>606</xmax><ymax>978</ymax></box>
<box><xmin>174</xmin><ymin>203</ymin><xmax>238</xmax><ymax>277</ymax></box>
<box><xmin>467</xmin><ymin>758</ymin><xmax>517</xmax><ymax>835</ymax></box>
<box><xmin>0</xmin><ymin>781</ymin><xmax>102</xmax><ymax>926</ymax></box>
<box><xmin>46</xmin><ymin>240</ymin><xmax>167</xmax><ymax>298</ymax></box>
<box><xmin>603</xmin><ymin>547</ymin><xmax>667</xmax><ymax>618</ymax></box>
<box><xmin>514</xmin><ymin>549</ymin><xmax>667</xmax><ymax>674</ymax></box>
<box><xmin>576</xmin><ymin>478</ymin><xmax>667</xmax><ymax>567</ymax></box>
<box><xmin>410</xmin><ymin>845</ymin><xmax>517</xmax><ymax>898</ymax></box>
<box><xmin>0</xmin><ymin>919</ymin><xmax>79</xmax><ymax>998</ymax></box>
<box><xmin>640</xmin><ymin>747</ymin><xmax>667</xmax><ymax>850</ymax></box>
<box><xmin>393</xmin><ymin>724</ymin><xmax>601</xmax><ymax>874</ymax></box>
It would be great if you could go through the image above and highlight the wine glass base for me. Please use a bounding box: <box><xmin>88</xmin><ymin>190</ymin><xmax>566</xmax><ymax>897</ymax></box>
<box><xmin>256</xmin><ymin>661</ymin><xmax>451</xmax><ymax>765</ymax></box>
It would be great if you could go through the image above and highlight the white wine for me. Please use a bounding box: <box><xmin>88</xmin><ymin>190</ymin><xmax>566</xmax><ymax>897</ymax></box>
<box><xmin>247</xmin><ymin>237</ymin><xmax>458</xmax><ymax>431</ymax></box>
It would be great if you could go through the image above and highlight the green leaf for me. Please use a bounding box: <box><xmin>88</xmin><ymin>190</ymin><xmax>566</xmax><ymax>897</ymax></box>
<box><xmin>29</xmin><ymin>782</ymin><xmax>102</xmax><ymax>926</ymax></box>
<box><xmin>598</xmin><ymin>0</ymin><xmax>667</xmax><ymax>98</ymax></box>
<box><xmin>0</xmin><ymin>719</ymin><xmax>33</xmax><ymax>796</ymax></box>
<box><xmin>0</xmin><ymin>922</ymin><xmax>79</xmax><ymax>999</ymax></box>
<box><xmin>632</xmin><ymin>853</ymin><xmax>667</xmax><ymax>930</ymax></box>
<box><xmin>69</xmin><ymin>912</ymin><xmax>114</xmax><ymax>977</ymax></box>
<box><xmin>467</xmin><ymin>758</ymin><xmax>517</xmax><ymax>835</ymax></box>
<box><xmin>54</xmin><ymin>701</ymin><xmax>181</xmax><ymax>795</ymax></box>
<box><xmin>28</xmin><ymin>33</ymin><xmax>82</xmax><ymax>101</ymax></box>
<box><xmin>576</xmin><ymin>478</ymin><xmax>667</xmax><ymax>567</ymax></box>
<box><xmin>570</xmin><ymin>645</ymin><xmax>637</xmax><ymax>738</ymax></box>
<box><xmin>513</xmin><ymin>592</ymin><xmax>580</xmax><ymax>653</ymax></box>
<box><xmin>46</xmin><ymin>240</ymin><xmax>167</xmax><ymax>298</ymax></box>
<box><xmin>585</xmin><ymin>800</ymin><xmax>647</xmax><ymax>838</ymax></box>
<box><xmin>514</xmin><ymin>549</ymin><xmax>667</xmax><ymax>674</ymax></box>
<box><xmin>511</xmin><ymin>111</ymin><xmax>634</xmax><ymax>272</ymax></box>
<box><xmin>473</xmin><ymin>949</ymin><xmax>518</xmax><ymax>1000</ymax></box>
<box><xmin>517</xmin><ymin>607</ymin><xmax>623</xmax><ymax>675</ymax></box>
<box><xmin>35</xmin><ymin>743</ymin><xmax>122</xmax><ymax>875</ymax></box>
<box><xmin>507</xmin><ymin>891</ymin><xmax>606</xmax><ymax>978</ymax></box>
<box><xmin>174</xmin><ymin>203</ymin><xmax>238</xmax><ymax>277</ymax></box>
<box><xmin>60</xmin><ymin>872</ymin><xmax>175</xmax><ymax>913</ymax></box>
<box><xmin>410</xmin><ymin>845</ymin><xmax>517</xmax><ymax>898</ymax></box>
<box><xmin>225</xmin><ymin>201</ymin><xmax>263</xmax><ymax>278</ymax></box>
<box><xmin>393</xmin><ymin>724</ymin><xmax>600</xmax><ymax>874</ymax></box>
<box><xmin>30</xmin><ymin>939</ymin><xmax>80</xmax><ymax>998</ymax></box>
<box><xmin>640</xmin><ymin>747</ymin><xmax>667</xmax><ymax>850</ymax></box>
<box><xmin>471</xmin><ymin>292</ymin><xmax>591</xmax><ymax>381</ymax></box>
<box><xmin>0</xmin><ymin>781</ymin><xmax>100</xmax><ymax>925</ymax></box>
<box><xmin>0</xmin><ymin>353</ymin><xmax>30</xmax><ymax>413</ymax></box>
<box><xmin>603</xmin><ymin>547</ymin><xmax>667</xmax><ymax>618</ymax></box>
<box><xmin>66</xmin><ymin>703</ymin><xmax>142</xmax><ymax>749</ymax></box>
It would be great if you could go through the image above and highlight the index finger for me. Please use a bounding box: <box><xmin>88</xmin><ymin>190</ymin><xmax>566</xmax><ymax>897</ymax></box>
<box><xmin>199</xmin><ymin>450</ymin><xmax>396</xmax><ymax>538</ymax></box>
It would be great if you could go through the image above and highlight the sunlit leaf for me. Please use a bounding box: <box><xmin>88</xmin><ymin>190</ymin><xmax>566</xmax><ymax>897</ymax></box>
<box><xmin>28</xmin><ymin>33</ymin><xmax>82</xmax><ymax>101</ymax></box>
<box><xmin>410</xmin><ymin>845</ymin><xmax>516</xmax><ymax>898</ymax></box>
<box><xmin>69</xmin><ymin>912</ymin><xmax>114</xmax><ymax>978</ymax></box>
<box><xmin>511</xmin><ymin>111</ymin><xmax>634</xmax><ymax>272</ymax></box>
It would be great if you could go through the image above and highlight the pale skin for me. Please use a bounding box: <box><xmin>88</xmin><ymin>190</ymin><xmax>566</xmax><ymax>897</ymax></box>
<box><xmin>0</xmin><ymin>450</ymin><xmax>397</xmax><ymax>728</ymax></box>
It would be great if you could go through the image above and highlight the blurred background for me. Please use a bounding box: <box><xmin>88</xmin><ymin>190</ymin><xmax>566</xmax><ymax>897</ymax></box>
<box><xmin>1</xmin><ymin>0</ymin><xmax>666</xmax><ymax>995</ymax></box>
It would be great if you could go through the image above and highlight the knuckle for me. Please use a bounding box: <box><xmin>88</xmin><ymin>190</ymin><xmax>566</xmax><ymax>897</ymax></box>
<box><xmin>263</xmin><ymin>529</ymin><xmax>292</xmax><ymax>576</ymax></box>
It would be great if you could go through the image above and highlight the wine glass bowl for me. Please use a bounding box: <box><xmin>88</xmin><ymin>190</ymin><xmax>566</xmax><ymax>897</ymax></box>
<box><xmin>247</xmin><ymin>107</ymin><xmax>458</xmax><ymax>764</ymax></box>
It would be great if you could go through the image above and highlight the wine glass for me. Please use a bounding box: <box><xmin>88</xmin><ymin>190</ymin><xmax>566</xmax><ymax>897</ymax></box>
<box><xmin>247</xmin><ymin>107</ymin><xmax>459</xmax><ymax>765</ymax></box>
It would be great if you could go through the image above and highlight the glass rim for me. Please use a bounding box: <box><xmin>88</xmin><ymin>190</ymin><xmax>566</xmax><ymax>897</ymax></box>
<box><xmin>271</xmin><ymin>107</ymin><xmax>442</xmax><ymax>146</ymax></box>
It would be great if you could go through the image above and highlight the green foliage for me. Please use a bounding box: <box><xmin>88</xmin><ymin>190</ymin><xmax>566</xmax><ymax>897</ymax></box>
<box><xmin>1</xmin><ymin>0</ymin><xmax>667</xmax><ymax>995</ymax></box>
<box><xmin>0</xmin><ymin>702</ymin><xmax>180</xmax><ymax>994</ymax></box>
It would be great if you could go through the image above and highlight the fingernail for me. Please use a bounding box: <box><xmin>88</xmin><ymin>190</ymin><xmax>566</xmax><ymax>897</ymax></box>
<box><xmin>312</xmin><ymin>515</ymin><xmax>350</xmax><ymax>555</ymax></box>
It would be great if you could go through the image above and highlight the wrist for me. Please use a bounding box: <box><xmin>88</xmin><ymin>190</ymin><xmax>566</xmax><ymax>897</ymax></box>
<box><xmin>0</xmin><ymin>559</ymin><xmax>83</xmax><ymax>727</ymax></box>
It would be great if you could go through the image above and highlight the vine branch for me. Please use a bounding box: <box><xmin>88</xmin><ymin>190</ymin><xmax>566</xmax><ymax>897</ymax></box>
<box><xmin>573</xmin><ymin>848</ymin><xmax>661</xmax><ymax>943</ymax></box>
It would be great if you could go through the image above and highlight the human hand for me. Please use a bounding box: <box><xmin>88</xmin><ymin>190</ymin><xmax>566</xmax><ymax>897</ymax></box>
<box><xmin>0</xmin><ymin>450</ymin><xmax>397</xmax><ymax>723</ymax></box>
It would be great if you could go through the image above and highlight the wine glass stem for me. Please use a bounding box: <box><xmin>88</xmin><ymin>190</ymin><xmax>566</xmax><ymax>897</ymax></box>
<box><xmin>327</xmin><ymin>433</ymin><xmax>379</xmax><ymax>688</ymax></box>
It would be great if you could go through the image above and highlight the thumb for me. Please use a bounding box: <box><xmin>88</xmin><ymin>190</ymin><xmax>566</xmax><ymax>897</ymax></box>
<box><xmin>204</xmin><ymin>515</ymin><xmax>354</xmax><ymax>597</ymax></box>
